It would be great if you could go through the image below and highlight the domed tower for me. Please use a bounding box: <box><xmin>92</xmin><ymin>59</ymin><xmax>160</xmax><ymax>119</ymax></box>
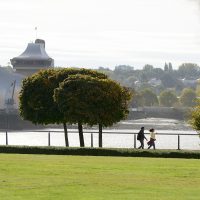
<box><xmin>10</xmin><ymin>39</ymin><xmax>54</xmax><ymax>76</ymax></box>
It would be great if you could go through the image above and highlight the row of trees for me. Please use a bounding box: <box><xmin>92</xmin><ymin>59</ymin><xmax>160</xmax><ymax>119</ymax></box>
<box><xmin>19</xmin><ymin>68</ymin><xmax>131</xmax><ymax>147</ymax></box>
<box><xmin>130</xmin><ymin>88</ymin><xmax>197</xmax><ymax>107</ymax></box>
<box><xmin>98</xmin><ymin>63</ymin><xmax>200</xmax><ymax>94</ymax></box>
<box><xmin>111</xmin><ymin>63</ymin><xmax>200</xmax><ymax>80</ymax></box>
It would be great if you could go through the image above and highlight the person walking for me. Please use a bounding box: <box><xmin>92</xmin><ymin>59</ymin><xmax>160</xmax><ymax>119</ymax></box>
<box><xmin>137</xmin><ymin>127</ymin><xmax>147</xmax><ymax>149</ymax></box>
<box><xmin>147</xmin><ymin>128</ymin><xmax>156</xmax><ymax>149</ymax></box>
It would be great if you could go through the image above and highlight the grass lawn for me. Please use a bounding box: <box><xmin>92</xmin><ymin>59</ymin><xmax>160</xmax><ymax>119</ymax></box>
<box><xmin>0</xmin><ymin>154</ymin><xmax>200</xmax><ymax>200</ymax></box>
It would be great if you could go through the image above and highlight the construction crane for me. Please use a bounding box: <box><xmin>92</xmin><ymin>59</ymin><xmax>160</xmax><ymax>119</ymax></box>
<box><xmin>5</xmin><ymin>80</ymin><xmax>16</xmax><ymax>111</ymax></box>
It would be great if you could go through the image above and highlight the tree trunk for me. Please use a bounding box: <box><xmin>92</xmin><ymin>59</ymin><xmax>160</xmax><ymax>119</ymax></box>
<box><xmin>78</xmin><ymin>122</ymin><xmax>85</xmax><ymax>147</ymax></box>
<box><xmin>63</xmin><ymin>123</ymin><xmax>69</xmax><ymax>147</ymax></box>
<box><xmin>99</xmin><ymin>124</ymin><xmax>103</xmax><ymax>148</ymax></box>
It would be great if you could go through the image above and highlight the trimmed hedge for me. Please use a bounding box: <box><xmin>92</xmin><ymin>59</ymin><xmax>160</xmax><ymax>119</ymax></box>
<box><xmin>0</xmin><ymin>145</ymin><xmax>200</xmax><ymax>159</ymax></box>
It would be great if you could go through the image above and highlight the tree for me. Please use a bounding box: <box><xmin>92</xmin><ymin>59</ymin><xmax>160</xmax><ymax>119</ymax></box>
<box><xmin>112</xmin><ymin>65</ymin><xmax>135</xmax><ymax>85</ymax></box>
<box><xmin>196</xmin><ymin>80</ymin><xmax>200</xmax><ymax>97</ymax></box>
<box><xmin>140</xmin><ymin>89</ymin><xmax>158</xmax><ymax>106</ymax></box>
<box><xmin>152</xmin><ymin>68</ymin><xmax>164</xmax><ymax>79</ymax></box>
<box><xmin>139</xmin><ymin>72</ymin><xmax>148</xmax><ymax>83</ymax></box>
<box><xmin>19</xmin><ymin>69</ymin><xmax>61</xmax><ymax>124</ymax></box>
<box><xmin>178</xmin><ymin>63</ymin><xmax>200</xmax><ymax>79</ymax></box>
<box><xmin>179</xmin><ymin>88</ymin><xmax>197</xmax><ymax>107</ymax></box>
<box><xmin>190</xmin><ymin>101</ymin><xmax>200</xmax><ymax>131</ymax></box>
<box><xmin>55</xmin><ymin>69</ymin><xmax>108</xmax><ymax>147</ymax></box>
<box><xmin>98</xmin><ymin>67</ymin><xmax>113</xmax><ymax>77</ymax></box>
<box><xmin>143</xmin><ymin>64</ymin><xmax>154</xmax><ymax>72</ymax></box>
<box><xmin>164</xmin><ymin>63</ymin><xmax>169</xmax><ymax>72</ymax></box>
<box><xmin>19</xmin><ymin>69</ymin><xmax>70</xmax><ymax>146</ymax></box>
<box><xmin>54</xmin><ymin>74</ymin><xmax>132</xmax><ymax>147</ymax></box>
<box><xmin>123</xmin><ymin>76</ymin><xmax>137</xmax><ymax>88</ymax></box>
<box><xmin>19</xmin><ymin>68</ymin><xmax>108</xmax><ymax>147</ymax></box>
<box><xmin>130</xmin><ymin>91</ymin><xmax>144</xmax><ymax>107</ymax></box>
<box><xmin>175</xmin><ymin>80</ymin><xmax>184</xmax><ymax>94</ymax></box>
<box><xmin>114</xmin><ymin>65</ymin><xmax>134</xmax><ymax>73</ymax></box>
<box><xmin>168</xmin><ymin>62</ymin><xmax>173</xmax><ymax>72</ymax></box>
<box><xmin>159</xmin><ymin>90</ymin><xmax>178</xmax><ymax>107</ymax></box>
<box><xmin>160</xmin><ymin>73</ymin><xmax>178</xmax><ymax>88</ymax></box>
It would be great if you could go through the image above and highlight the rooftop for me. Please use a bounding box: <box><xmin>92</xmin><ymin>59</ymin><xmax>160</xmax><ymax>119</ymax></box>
<box><xmin>11</xmin><ymin>39</ymin><xmax>53</xmax><ymax>61</ymax></box>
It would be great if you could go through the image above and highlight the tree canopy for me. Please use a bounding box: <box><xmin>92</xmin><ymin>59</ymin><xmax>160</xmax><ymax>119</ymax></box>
<box><xmin>160</xmin><ymin>73</ymin><xmax>178</xmax><ymax>88</ymax></box>
<box><xmin>19</xmin><ymin>68</ymin><xmax>107</xmax><ymax>124</ymax></box>
<box><xmin>19</xmin><ymin>69</ymin><xmax>61</xmax><ymax>124</ymax></box>
<box><xmin>54</xmin><ymin>74</ymin><xmax>131</xmax><ymax>127</ymax></box>
<box><xmin>190</xmin><ymin>101</ymin><xmax>200</xmax><ymax>131</ymax></box>
<box><xmin>178</xmin><ymin>63</ymin><xmax>200</xmax><ymax>79</ymax></box>
<box><xmin>179</xmin><ymin>88</ymin><xmax>197</xmax><ymax>107</ymax></box>
<box><xmin>159</xmin><ymin>90</ymin><xmax>178</xmax><ymax>107</ymax></box>
<box><xmin>140</xmin><ymin>89</ymin><xmax>158</xmax><ymax>106</ymax></box>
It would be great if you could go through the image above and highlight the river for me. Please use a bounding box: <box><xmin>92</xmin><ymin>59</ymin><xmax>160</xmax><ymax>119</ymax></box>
<box><xmin>0</xmin><ymin>118</ymin><xmax>199</xmax><ymax>150</ymax></box>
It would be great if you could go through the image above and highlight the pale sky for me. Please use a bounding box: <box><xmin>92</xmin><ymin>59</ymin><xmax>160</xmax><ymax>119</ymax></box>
<box><xmin>0</xmin><ymin>0</ymin><xmax>200</xmax><ymax>69</ymax></box>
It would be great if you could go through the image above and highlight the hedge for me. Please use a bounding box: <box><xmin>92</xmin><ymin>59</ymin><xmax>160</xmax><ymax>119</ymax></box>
<box><xmin>0</xmin><ymin>145</ymin><xmax>200</xmax><ymax>159</ymax></box>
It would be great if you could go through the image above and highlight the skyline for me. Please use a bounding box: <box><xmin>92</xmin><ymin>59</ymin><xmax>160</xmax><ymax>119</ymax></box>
<box><xmin>0</xmin><ymin>0</ymin><xmax>200</xmax><ymax>69</ymax></box>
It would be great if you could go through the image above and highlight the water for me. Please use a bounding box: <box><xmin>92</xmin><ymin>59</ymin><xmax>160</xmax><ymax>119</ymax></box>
<box><xmin>0</xmin><ymin>118</ymin><xmax>199</xmax><ymax>150</ymax></box>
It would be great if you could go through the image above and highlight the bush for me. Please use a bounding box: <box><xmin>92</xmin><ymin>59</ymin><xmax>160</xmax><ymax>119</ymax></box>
<box><xmin>0</xmin><ymin>145</ymin><xmax>199</xmax><ymax>159</ymax></box>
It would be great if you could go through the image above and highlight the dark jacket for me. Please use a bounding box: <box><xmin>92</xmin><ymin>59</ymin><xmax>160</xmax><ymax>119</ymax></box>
<box><xmin>137</xmin><ymin>129</ymin><xmax>146</xmax><ymax>140</ymax></box>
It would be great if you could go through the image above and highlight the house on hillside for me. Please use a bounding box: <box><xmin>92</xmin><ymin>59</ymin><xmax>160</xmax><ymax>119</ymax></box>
<box><xmin>180</xmin><ymin>78</ymin><xmax>197</xmax><ymax>88</ymax></box>
<box><xmin>148</xmin><ymin>78</ymin><xmax>162</xmax><ymax>87</ymax></box>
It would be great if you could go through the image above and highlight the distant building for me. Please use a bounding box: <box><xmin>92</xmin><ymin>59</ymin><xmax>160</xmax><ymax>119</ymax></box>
<box><xmin>134</xmin><ymin>78</ymin><xmax>162</xmax><ymax>88</ymax></box>
<box><xmin>10</xmin><ymin>39</ymin><xmax>54</xmax><ymax>76</ymax></box>
<box><xmin>148</xmin><ymin>78</ymin><xmax>162</xmax><ymax>87</ymax></box>
<box><xmin>180</xmin><ymin>78</ymin><xmax>197</xmax><ymax>88</ymax></box>
<box><xmin>134</xmin><ymin>80</ymin><xmax>142</xmax><ymax>87</ymax></box>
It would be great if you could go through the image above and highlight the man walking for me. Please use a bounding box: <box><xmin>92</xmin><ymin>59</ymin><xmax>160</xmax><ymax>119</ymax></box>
<box><xmin>137</xmin><ymin>127</ymin><xmax>147</xmax><ymax>149</ymax></box>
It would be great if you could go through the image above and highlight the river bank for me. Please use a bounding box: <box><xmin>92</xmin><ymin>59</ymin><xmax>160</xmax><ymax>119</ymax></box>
<box><xmin>111</xmin><ymin>118</ymin><xmax>193</xmax><ymax>131</ymax></box>
<box><xmin>0</xmin><ymin>107</ymin><xmax>191</xmax><ymax>130</ymax></box>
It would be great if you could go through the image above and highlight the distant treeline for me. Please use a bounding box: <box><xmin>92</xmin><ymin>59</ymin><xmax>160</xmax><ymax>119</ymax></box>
<box><xmin>98</xmin><ymin>63</ymin><xmax>200</xmax><ymax>107</ymax></box>
<box><xmin>1</xmin><ymin>63</ymin><xmax>200</xmax><ymax>109</ymax></box>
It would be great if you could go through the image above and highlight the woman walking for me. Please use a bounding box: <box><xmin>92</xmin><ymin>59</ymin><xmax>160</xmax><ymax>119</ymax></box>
<box><xmin>147</xmin><ymin>128</ymin><xmax>156</xmax><ymax>149</ymax></box>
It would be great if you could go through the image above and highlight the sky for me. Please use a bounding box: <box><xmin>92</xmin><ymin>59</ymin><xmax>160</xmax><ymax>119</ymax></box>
<box><xmin>0</xmin><ymin>0</ymin><xmax>200</xmax><ymax>69</ymax></box>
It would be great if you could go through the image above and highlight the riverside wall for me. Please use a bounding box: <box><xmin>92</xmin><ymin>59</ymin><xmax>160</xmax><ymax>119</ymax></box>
<box><xmin>0</xmin><ymin>109</ymin><xmax>43</xmax><ymax>130</ymax></box>
<box><xmin>128</xmin><ymin>107</ymin><xmax>190</xmax><ymax>120</ymax></box>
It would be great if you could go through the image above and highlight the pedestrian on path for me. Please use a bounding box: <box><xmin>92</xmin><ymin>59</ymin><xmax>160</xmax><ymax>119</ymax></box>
<box><xmin>147</xmin><ymin>128</ymin><xmax>156</xmax><ymax>149</ymax></box>
<box><xmin>137</xmin><ymin>127</ymin><xmax>148</xmax><ymax>149</ymax></box>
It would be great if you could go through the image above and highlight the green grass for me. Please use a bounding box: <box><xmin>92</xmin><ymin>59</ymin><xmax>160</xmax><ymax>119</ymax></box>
<box><xmin>0</xmin><ymin>154</ymin><xmax>200</xmax><ymax>200</ymax></box>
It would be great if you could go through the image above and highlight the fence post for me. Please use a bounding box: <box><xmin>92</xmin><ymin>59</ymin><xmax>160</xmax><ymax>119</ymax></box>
<box><xmin>178</xmin><ymin>135</ymin><xmax>180</xmax><ymax>150</ymax></box>
<box><xmin>99</xmin><ymin>124</ymin><xmax>103</xmax><ymax>148</ymax></box>
<box><xmin>48</xmin><ymin>132</ymin><xmax>51</xmax><ymax>146</ymax></box>
<box><xmin>6</xmin><ymin>131</ymin><xmax>8</xmax><ymax>145</ymax></box>
<box><xmin>134</xmin><ymin>134</ymin><xmax>136</xmax><ymax>148</ymax></box>
<box><xmin>91</xmin><ymin>133</ymin><xmax>93</xmax><ymax>148</ymax></box>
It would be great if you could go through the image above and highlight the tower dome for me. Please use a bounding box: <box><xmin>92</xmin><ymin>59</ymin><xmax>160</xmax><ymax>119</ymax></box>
<box><xmin>11</xmin><ymin>39</ymin><xmax>54</xmax><ymax>76</ymax></box>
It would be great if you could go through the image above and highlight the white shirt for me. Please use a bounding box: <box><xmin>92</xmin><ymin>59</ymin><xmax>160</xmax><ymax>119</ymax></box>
<box><xmin>150</xmin><ymin>132</ymin><xmax>156</xmax><ymax>139</ymax></box>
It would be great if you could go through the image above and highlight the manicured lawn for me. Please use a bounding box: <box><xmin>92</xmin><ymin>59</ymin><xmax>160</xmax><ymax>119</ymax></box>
<box><xmin>0</xmin><ymin>154</ymin><xmax>200</xmax><ymax>200</ymax></box>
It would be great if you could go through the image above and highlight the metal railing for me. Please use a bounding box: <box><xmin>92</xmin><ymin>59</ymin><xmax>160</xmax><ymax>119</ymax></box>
<box><xmin>0</xmin><ymin>130</ymin><xmax>199</xmax><ymax>150</ymax></box>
